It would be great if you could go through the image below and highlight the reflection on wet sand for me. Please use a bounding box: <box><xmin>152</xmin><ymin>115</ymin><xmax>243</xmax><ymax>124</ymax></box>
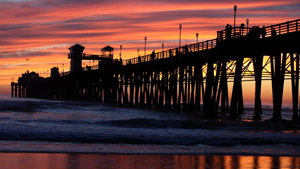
<box><xmin>0</xmin><ymin>153</ymin><xmax>299</xmax><ymax>169</ymax></box>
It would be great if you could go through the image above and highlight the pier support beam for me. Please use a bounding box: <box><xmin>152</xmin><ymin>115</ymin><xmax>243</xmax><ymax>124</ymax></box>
<box><xmin>291</xmin><ymin>53</ymin><xmax>299</xmax><ymax>120</ymax></box>
<box><xmin>253</xmin><ymin>56</ymin><xmax>263</xmax><ymax>120</ymax></box>
<box><xmin>124</xmin><ymin>74</ymin><xmax>128</xmax><ymax>104</ymax></box>
<box><xmin>270</xmin><ymin>53</ymin><xmax>286</xmax><ymax>120</ymax></box>
<box><xmin>140</xmin><ymin>72</ymin><xmax>146</xmax><ymax>108</ymax></box>
<box><xmin>203</xmin><ymin>62</ymin><xmax>214</xmax><ymax>115</ymax></box>
<box><xmin>15</xmin><ymin>84</ymin><xmax>18</xmax><ymax>98</ymax></box>
<box><xmin>215</xmin><ymin>61</ymin><xmax>228</xmax><ymax>114</ymax></box>
<box><xmin>210</xmin><ymin>62</ymin><xmax>221</xmax><ymax>117</ymax></box>
<box><xmin>11</xmin><ymin>83</ymin><xmax>14</xmax><ymax>98</ymax></box>
<box><xmin>177</xmin><ymin>67</ymin><xmax>184</xmax><ymax>110</ymax></box>
<box><xmin>229</xmin><ymin>57</ymin><xmax>244</xmax><ymax>119</ymax></box>
<box><xmin>172</xmin><ymin>69</ymin><xmax>177</xmax><ymax>110</ymax></box>
<box><xmin>194</xmin><ymin>65</ymin><xmax>201</xmax><ymax>111</ymax></box>
<box><xmin>221</xmin><ymin>61</ymin><xmax>229</xmax><ymax>113</ymax></box>
<box><xmin>190</xmin><ymin>66</ymin><xmax>195</xmax><ymax>112</ymax></box>
<box><xmin>183</xmin><ymin>67</ymin><xmax>187</xmax><ymax>110</ymax></box>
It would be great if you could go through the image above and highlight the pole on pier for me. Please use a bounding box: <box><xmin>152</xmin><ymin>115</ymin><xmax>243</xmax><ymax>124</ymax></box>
<box><xmin>144</xmin><ymin>37</ymin><xmax>147</xmax><ymax>56</ymax></box>
<box><xmin>179</xmin><ymin>24</ymin><xmax>182</xmax><ymax>47</ymax></box>
<box><xmin>234</xmin><ymin>5</ymin><xmax>237</xmax><ymax>28</ymax></box>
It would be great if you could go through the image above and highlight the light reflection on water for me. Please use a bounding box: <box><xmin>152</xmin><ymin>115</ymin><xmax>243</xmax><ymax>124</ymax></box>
<box><xmin>0</xmin><ymin>153</ymin><xmax>299</xmax><ymax>169</ymax></box>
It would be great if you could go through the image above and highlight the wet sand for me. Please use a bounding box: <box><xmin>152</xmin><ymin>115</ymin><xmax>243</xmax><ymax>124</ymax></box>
<box><xmin>0</xmin><ymin>153</ymin><xmax>299</xmax><ymax>169</ymax></box>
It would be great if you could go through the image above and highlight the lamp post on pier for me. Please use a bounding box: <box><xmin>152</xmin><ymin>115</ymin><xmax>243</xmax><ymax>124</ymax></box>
<box><xmin>179</xmin><ymin>24</ymin><xmax>182</xmax><ymax>47</ymax></box>
<box><xmin>196</xmin><ymin>33</ymin><xmax>199</xmax><ymax>42</ymax></box>
<box><xmin>144</xmin><ymin>36</ymin><xmax>147</xmax><ymax>55</ymax></box>
<box><xmin>120</xmin><ymin>45</ymin><xmax>122</xmax><ymax>59</ymax></box>
<box><xmin>162</xmin><ymin>43</ymin><xmax>164</xmax><ymax>51</ymax></box>
<box><xmin>234</xmin><ymin>5</ymin><xmax>237</xmax><ymax>28</ymax></box>
<box><xmin>246</xmin><ymin>18</ymin><xmax>249</xmax><ymax>33</ymax></box>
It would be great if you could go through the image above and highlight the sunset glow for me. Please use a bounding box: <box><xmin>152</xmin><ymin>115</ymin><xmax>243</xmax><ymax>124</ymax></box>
<box><xmin>1</xmin><ymin>0</ymin><xmax>300</xmax><ymax>102</ymax></box>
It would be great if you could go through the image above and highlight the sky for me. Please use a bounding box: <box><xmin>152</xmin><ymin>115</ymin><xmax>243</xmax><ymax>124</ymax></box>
<box><xmin>0</xmin><ymin>0</ymin><xmax>300</xmax><ymax>102</ymax></box>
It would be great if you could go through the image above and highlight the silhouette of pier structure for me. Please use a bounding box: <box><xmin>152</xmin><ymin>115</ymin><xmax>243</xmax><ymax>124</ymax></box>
<box><xmin>11</xmin><ymin>19</ymin><xmax>300</xmax><ymax>120</ymax></box>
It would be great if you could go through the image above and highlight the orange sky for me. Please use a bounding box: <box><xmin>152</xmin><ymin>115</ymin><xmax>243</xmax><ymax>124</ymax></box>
<box><xmin>1</xmin><ymin>0</ymin><xmax>300</xmax><ymax>103</ymax></box>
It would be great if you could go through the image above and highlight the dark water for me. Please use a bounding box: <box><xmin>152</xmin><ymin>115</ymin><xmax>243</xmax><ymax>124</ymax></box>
<box><xmin>0</xmin><ymin>95</ymin><xmax>299</xmax><ymax>157</ymax></box>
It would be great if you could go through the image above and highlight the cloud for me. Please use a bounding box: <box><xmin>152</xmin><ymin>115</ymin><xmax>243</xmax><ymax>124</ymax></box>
<box><xmin>0</xmin><ymin>0</ymin><xmax>299</xmax><ymax>94</ymax></box>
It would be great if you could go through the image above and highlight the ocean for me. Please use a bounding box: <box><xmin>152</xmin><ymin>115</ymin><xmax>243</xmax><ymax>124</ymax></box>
<box><xmin>0</xmin><ymin>95</ymin><xmax>300</xmax><ymax>168</ymax></box>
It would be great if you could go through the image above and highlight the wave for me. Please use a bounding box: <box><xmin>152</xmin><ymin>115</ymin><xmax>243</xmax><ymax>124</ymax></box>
<box><xmin>101</xmin><ymin>118</ymin><xmax>300</xmax><ymax>131</ymax></box>
<box><xmin>0</xmin><ymin>98</ymin><xmax>102</xmax><ymax>112</ymax></box>
<box><xmin>10</xmin><ymin>117</ymin><xmax>300</xmax><ymax>131</ymax></box>
<box><xmin>0</xmin><ymin>126</ymin><xmax>298</xmax><ymax>146</ymax></box>
<box><xmin>0</xmin><ymin>100</ymin><xmax>38</xmax><ymax>112</ymax></box>
<box><xmin>0</xmin><ymin>118</ymin><xmax>299</xmax><ymax>146</ymax></box>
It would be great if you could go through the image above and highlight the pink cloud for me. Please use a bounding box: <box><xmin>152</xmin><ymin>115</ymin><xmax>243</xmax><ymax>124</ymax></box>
<box><xmin>0</xmin><ymin>0</ymin><xmax>299</xmax><ymax>98</ymax></box>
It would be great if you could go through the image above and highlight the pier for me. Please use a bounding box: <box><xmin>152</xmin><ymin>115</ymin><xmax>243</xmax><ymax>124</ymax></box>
<box><xmin>11</xmin><ymin>19</ymin><xmax>300</xmax><ymax>120</ymax></box>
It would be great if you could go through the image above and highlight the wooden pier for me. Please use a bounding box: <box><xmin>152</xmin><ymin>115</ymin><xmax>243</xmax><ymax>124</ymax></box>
<box><xmin>12</xmin><ymin>19</ymin><xmax>300</xmax><ymax>120</ymax></box>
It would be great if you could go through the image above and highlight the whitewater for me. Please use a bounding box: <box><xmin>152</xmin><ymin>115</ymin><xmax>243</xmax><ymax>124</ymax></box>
<box><xmin>0</xmin><ymin>95</ymin><xmax>299</xmax><ymax>156</ymax></box>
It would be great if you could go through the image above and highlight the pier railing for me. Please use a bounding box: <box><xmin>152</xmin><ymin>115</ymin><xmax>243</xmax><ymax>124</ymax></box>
<box><xmin>60</xmin><ymin>18</ymin><xmax>300</xmax><ymax>74</ymax></box>
<box><xmin>82</xmin><ymin>53</ymin><xmax>113</xmax><ymax>59</ymax></box>
<box><xmin>123</xmin><ymin>39</ymin><xmax>218</xmax><ymax>65</ymax></box>
<box><xmin>265</xmin><ymin>19</ymin><xmax>300</xmax><ymax>37</ymax></box>
<box><xmin>123</xmin><ymin>19</ymin><xmax>300</xmax><ymax>66</ymax></box>
<box><xmin>217</xmin><ymin>27</ymin><xmax>252</xmax><ymax>40</ymax></box>
<box><xmin>123</xmin><ymin>27</ymin><xmax>251</xmax><ymax>65</ymax></box>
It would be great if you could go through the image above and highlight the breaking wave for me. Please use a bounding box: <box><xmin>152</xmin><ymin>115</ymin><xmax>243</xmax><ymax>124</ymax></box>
<box><xmin>0</xmin><ymin>117</ymin><xmax>299</xmax><ymax>146</ymax></box>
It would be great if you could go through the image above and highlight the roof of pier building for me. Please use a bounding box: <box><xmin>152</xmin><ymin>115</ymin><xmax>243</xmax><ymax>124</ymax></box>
<box><xmin>18</xmin><ymin>70</ymin><xmax>41</xmax><ymax>84</ymax></box>
<box><xmin>101</xmin><ymin>45</ymin><xmax>114</xmax><ymax>52</ymax></box>
<box><xmin>101</xmin><ymin>45</ymin><xmax>114</xmax><ymax>58</ymax></box>
<box><xmin>69</xmin><ymin>43</ymin><xmax>85</xmax><ymax>50</ymax></box>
